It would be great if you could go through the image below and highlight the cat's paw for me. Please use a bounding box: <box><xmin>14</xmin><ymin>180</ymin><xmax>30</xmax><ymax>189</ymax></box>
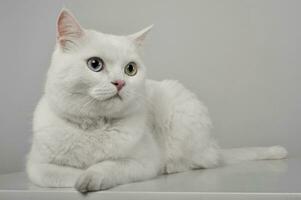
<box><xmin>74</xmin><ymin>170</ymin><xmax>111</xmax><ymax>193</ymax></box>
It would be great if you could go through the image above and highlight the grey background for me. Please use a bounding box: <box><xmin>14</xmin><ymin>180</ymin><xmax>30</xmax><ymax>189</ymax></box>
<box><xmin>0</xmin><ymin>0</ymin><xmax>300</xmax><ymax>174</ymax></box>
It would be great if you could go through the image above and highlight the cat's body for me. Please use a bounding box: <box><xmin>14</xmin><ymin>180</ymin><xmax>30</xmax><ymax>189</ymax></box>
<box><xmin>27</xmin><ymin>10</ymin><xmax>287</xmax><ymax>192</ymax></box>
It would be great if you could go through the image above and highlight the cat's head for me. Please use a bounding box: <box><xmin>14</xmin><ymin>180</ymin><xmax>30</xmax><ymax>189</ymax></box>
<box><xmin>45</xmin><ymin>9</ymin><xmax>152</xmax><ymax>118</ymax></box>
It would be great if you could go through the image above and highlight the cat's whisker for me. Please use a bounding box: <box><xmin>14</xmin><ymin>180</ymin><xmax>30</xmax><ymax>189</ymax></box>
<box><xmin>78</xmin><ymin>97</ymin><xmax>97</xmax><ymax>116</ymax></box>
<box><xmin>93</xmin><ymin>89</ymin><xmax>115</xmax><ymax>93</ymax></box>
<box><xmin>93</xmin><ymin>92</ymin><xmax>116</xmax><ymax>96</ymax></box>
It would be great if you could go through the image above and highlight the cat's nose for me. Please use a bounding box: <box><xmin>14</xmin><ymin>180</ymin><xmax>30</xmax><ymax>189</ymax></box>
<box><xmin>111</xmin><ymin>80</ymin><xmax>125</xmax><ymax>91</ymax></box>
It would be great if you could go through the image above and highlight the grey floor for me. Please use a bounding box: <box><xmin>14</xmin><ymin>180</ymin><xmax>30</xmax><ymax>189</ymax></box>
<box><xmin>0</xmin><ymin>157</ymin><xmax>300</xmax><ymax>200</ymax></box>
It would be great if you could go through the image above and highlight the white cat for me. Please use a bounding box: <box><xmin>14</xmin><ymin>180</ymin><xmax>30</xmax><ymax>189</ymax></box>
<box><xmin>27</xmin><ymin>9</ymin><xmax>288</xmax><ymax>192</ymax></box>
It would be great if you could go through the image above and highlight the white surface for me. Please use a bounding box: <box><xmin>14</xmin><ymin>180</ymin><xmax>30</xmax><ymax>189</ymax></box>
<box><xmin>0</xmin><ymin>158</ymin><xmax>300</xmax><ymax>200</ymax></box>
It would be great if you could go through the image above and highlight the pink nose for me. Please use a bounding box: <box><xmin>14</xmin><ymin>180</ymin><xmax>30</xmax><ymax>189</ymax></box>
<box><xmin>111</xmin><ymin>80</ymin><xmax>125</xmax><ymax>91</ymax></box>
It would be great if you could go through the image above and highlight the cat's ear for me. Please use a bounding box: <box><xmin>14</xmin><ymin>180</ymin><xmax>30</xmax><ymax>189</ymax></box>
<box><xmin>56</xmin><ymin>9</ymin><xmax>84</xmax><ymax>51</ymax></box>
<box><xmin>128</xmin><ymin>25</ymin><xmax>153</xmax><ymax>47</ymax></box>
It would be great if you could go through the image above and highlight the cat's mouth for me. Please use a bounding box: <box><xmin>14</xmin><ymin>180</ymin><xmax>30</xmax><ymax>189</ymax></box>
<box><xmin>102</xmin><ymin>93</ymin><xmax>122</xmax><ymax>101</ymax></box>
<box><xmin>90</xmin><ymin>88</ymin><xmax>123</xmax><ymax>102</ymax></box>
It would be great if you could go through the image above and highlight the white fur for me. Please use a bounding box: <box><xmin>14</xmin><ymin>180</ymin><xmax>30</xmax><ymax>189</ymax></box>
<box><xmin>27</xmin><ymin>10</ymin><xmax>287</xmax><ymax>192</ymax></box>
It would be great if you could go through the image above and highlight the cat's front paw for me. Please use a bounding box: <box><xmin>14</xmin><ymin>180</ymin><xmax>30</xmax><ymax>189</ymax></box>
<box><xmin>74</xmin><ymin>170</ymin><xmax>111</xmax><ymax>192</ymax></box>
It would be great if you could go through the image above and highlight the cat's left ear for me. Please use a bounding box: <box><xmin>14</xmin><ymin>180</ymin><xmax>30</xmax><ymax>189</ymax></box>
<box><xmin>128</xmin><ymin>25</ymin><xmax>153</xmax><ymax>47</ymax></box>
<box><xmin>57</xmin><ymin>9</ymin><xmax>84</xmax><ymax>51</ymax></box>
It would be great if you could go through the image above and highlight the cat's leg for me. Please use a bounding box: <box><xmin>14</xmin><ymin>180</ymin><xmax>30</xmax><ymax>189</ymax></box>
<box><xmin>75</xmin><ymin>158</ymin><xmax>159</xmax><ymax>192</ymax></box>
<box><xmin>75</xmin><ymin>132</ymin><xmax>161</xmax><ymax>192</ymax></box>
<box><xmin>27</xmin><ymin>162</ymin><xmax>83</xmax><ymax>187</ymax></box>
<box><xmin>150</xmin><ymin>80</ymin><xmax>221</xmax><ymax>173</ymax></box>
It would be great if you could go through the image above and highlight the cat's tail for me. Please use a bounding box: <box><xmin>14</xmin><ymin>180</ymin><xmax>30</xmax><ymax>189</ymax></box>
<box><xmin>220</xmin><ymin>145</ymin><xmax>288</xmax><ymax>165</ymax></box>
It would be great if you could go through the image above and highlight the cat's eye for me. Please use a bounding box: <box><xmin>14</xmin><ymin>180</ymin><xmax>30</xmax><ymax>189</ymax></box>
<box><xmin>124</xmin><ymin>62</ymin><xmax>137</xmax><ymax>76</ymax></box>
<box><xmin>87</xmin><ymin>57</ymin><xmax>104</xmax><ymax>72</ymax></box>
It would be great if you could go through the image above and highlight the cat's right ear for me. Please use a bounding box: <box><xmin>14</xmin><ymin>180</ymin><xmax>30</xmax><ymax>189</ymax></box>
<box><xmin>56</xmin><ymin>9</ymin><xmax>84</xmax><ymax>51</ymax></box>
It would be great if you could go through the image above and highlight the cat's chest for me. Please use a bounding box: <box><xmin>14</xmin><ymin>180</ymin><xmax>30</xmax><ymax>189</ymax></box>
<box><xmin>48</xmin><ymin>121</ymin><xmax>113</xmax><ymax>169</ymax></box>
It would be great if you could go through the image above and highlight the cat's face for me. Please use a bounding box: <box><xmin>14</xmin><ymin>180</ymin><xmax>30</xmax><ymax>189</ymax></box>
<box><xmin>46</xmin><ymin>10</ymin><xmax>152</xmax><ymax>118</ymax></box>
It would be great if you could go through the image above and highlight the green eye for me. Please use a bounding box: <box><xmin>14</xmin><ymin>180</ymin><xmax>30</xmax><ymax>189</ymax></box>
<box><xmin>124</xmin><ymin>62</ymin><xmax>138</xmax><ymax>76</ymax></box>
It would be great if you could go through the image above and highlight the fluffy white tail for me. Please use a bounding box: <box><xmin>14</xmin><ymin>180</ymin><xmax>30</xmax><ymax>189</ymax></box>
<box><xmin>221</xmin><ymin>145</ymin><xmax>288</xmax><ymax>165</ymax></box>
